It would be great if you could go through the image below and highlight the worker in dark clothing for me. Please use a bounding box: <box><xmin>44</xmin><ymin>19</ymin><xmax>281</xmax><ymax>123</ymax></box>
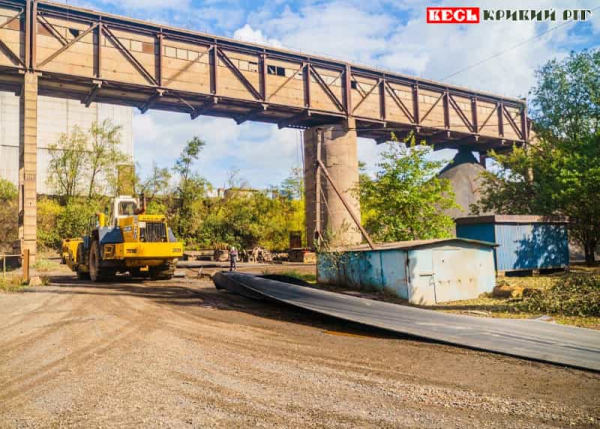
<box><xmin>229</xmin><ymin>246</ymin><xmax>238</xmax><ymax>271</ymax></box>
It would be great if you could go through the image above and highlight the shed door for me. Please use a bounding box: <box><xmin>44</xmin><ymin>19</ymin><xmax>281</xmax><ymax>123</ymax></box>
<box><xmin>432</xmin><ymin>248</ymin><xmax>479</xmax><ymax>303</ymax></box>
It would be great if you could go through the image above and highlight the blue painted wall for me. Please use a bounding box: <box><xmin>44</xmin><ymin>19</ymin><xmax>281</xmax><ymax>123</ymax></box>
<box><xmin>457</xmin><ymin>222</ymin><xmax>569</xmax><ymax>272</ymax></box>
<box><xmin>317</xmin><ymin>241</ymin><xmax>495</xmax><ymax>304</ymax></box>
<box><xmin>317</xmin><ymin>250</ymin><xmax>405</xmax><ymax>295</ymax></box>
<box><xmin>456</xmin><ymin>224</ymin><xmax>495</xmax><ymax>243</ymax></box>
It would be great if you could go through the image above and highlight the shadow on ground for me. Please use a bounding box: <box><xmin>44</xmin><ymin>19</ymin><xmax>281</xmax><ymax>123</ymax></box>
<box><xmin>43</xmin><ymin>274</ymin><xmax>406</xmax><ymax>341</ymax></box>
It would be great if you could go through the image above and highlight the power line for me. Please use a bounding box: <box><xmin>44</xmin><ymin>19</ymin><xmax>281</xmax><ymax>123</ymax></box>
<box><xmin>441</xmin><ymin>6</ymin><xmax>600</xmax><ymax>82</ymax></box>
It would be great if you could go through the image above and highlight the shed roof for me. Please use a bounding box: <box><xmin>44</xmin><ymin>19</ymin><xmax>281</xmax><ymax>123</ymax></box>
<box><xmin>340</xmin><ymin>238</ymin><xmax>497</xmax><ymax>253</ymax></box>
<box><xmin>455</xmin><ymin>215</ymin><xmax>569</xmax><ymax>225</ymax></box>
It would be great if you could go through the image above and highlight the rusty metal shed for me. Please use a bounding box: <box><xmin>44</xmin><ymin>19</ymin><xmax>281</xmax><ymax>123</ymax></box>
<box><xmin>317</xmin><ymin>238</ymin><xmax>497</xmax><ymax>305</ymax></box>
<box><xmin>455</xmin><ymin>215</ymin><xmax>569</xmax><ymax>274</ymax></box>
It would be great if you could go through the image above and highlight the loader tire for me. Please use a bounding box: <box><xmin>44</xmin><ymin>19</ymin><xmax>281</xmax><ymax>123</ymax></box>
<box><xmin>89</xmin><ymin>240</ymin><xmax>115</xmax><ymax>282</ymax></box>
<box><xmin>149</xmin><ymin>262</ymin><xmax>175</xmax><ymax>280</ymax></box>
<box><xmin>76</xmin><ymin>243</ymin><xmax>90</xmax><ymax>280</ymax></box>
<box><xmin>77</xmin><ymin>269</ymin><xmax>90</xmax><ymax>280</ymax></box>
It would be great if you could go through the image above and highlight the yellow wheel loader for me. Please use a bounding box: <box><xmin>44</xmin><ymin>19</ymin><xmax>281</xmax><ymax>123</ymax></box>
<box><xmin>64</xmin><ymin>195</ymin><xmax>183</xmax><ymax>282</ymax></box>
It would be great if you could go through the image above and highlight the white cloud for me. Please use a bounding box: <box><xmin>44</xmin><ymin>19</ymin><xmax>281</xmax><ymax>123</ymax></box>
<box><xmin>249</xmin><ymin>0</ymin><xmax>598</xmax><ymax>98</ymax></box>
<box><xmin>133</xmin><ymin>112</ymin><xmax>301</xmax><ymax>189</ymax></box>
<box><xmin>128</xmin><ymin>0</ymin><xmax>599</xmax><ymax>187</ymax></box>
<box><xmin>233</xmin><ymin>24</ymin><xmax>283</xmax><ymax>48</ymax></box>
<box><xmin>251</xmin><ymin>3</ymin><xmax>394</xmax><ymax>64</ymax></box>
<box><xmin>239</xmin><ymin>0</ymin><xmax>599</xmax><ymax>177</ymax></box>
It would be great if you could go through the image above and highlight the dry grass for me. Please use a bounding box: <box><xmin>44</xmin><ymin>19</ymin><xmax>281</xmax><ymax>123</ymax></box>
<box><xmin>33</xmin><ymin>258</ymin><xmax>62</xmax><ymax>273</ymax></box>
<box><xmin>0</xmin><ymin>274</ymin><xmax>25</xmax><ymax>292</ymax></box>
<box><xmin>436</xmin><ymin>265</ymin><xmax>600</xmax><ymax>329</ymax></box>
<box><xmin>266</xmin><ymin>270</ymin><xmax>316</xmax><ymax>283</ymax></box>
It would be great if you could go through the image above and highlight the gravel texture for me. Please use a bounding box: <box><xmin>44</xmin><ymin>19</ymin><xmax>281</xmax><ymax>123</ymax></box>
<box><xmin>0</xmin><ymin>274</ymin><xmax>599</xmax><ymax>428</ymax></box>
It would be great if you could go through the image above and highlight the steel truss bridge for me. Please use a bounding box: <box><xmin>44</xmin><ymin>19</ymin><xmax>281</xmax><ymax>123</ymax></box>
<box><xmin>0</xmin><ymin>0</ymin><xmax>528</xmax><ymax>150</ymax></box>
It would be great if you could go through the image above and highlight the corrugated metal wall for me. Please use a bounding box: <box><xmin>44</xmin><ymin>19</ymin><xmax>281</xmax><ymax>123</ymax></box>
<box><xmin>0</xmin><ymin>91</ymin><xmax>133</xmax><ymax>194</ymax></box>
<box><xmin>318</xmin><ymin>249</ymin><xmax>408</xmax><ymax>299</ymax></box>
<box><xmin>494</xmin><ymin>223</ymin><xmax>569</xmax><ymax>271</ymax></box>
<box><xmin>0</xmin><ymin>91</ymin><xmax>19</xmax><ymax>185</ymax></box>
<box><xmin>457</xmin><ymin>221</ymin><xmax>570</xmax><ymax>272</ymax></box>
<box><xmin>318</xmin><ymin>242</ymin><xmax>496</xmax><ymax>305</ymax></box>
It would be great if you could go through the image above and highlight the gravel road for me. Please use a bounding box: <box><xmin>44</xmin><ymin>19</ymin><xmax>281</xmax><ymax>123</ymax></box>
<box><xmin>1</xmin><ymin>274</ymin><xmax>599</xmax><ymax>428</ymax></box>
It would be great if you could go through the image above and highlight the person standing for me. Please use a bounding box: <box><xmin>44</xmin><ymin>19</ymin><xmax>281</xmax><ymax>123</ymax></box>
<box><xmin>229</xmin><ymin>246</ymin><xmax>238</xmax><ymax>271</ymax></box>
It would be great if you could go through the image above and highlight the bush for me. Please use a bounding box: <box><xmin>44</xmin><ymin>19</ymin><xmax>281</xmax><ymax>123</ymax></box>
<box><xmin>37</xmin><ymin>198</ymin><xmax>102</xmax><ymax>251</ymax></box>
<box><xmin>0</xmin><ymin>274</ymin><xmax>25</xmax><ymax>292</ymax></box>
<box><xmin>0</xmin><ymin>179</ymin><xmax>18</xmax><ymax>249</ymax></box>
<box><xmin>37</xmin><ymin>198</ymin><xmax>63</xmax><ymax>250</ymax></box>
<box><xmin>57</xmin><ymin>200</ymin><xmax>101</xmax><ymax>243</ymax></box>
<box><xmin>518</xmin><ymin>275</ymin><xmax>600</xmax><ymax>317</ymax></box>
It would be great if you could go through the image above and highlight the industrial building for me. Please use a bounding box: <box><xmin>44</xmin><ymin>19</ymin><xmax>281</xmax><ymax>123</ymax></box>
<box><xmin>0</xmin><ymin>91</ymin><xmax>133</xmax><ymax>195</ymax></box>
<box><xmin>437</xmin><ymin>149</ymin><xmax>492</xmax><ymax>221</ymax></box>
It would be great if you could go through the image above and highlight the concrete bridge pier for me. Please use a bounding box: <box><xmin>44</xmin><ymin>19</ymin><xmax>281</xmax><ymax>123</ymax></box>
<box><xmin>303</xmin><ymin>118</ymin><xmax>362</xmax><ymax>249</ymax></box>
<box><xmin>19</xmin><ymin>72</ymin><xmax>38</xmax><ymax>264</ymax></box>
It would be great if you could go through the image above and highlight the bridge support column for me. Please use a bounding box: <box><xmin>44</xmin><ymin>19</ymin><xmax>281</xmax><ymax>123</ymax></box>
<box><xmin>304</xmin><ymin>118</ymin><xmax>362</xmax><ymax>249</ymax></box>
<box><xmin>19</xmin><ymin>72</ymin><xmax>38</xmax><ymax>264</ymax></box>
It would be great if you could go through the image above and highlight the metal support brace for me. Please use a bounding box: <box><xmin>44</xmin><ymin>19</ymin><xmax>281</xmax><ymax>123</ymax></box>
<box><xmin>315</xmin><ymin>126</ymin><xmax>375</xmax><ymax>250</ymax></box>
<box><xmin>83</xmin><ymin>81</ymin><xmax>102</xmax><ymax>107</ymax></box>
<box><xmin>316</xmin><ymin>158</ymin><xmax>375</xmax><ymax>250</ymax></box>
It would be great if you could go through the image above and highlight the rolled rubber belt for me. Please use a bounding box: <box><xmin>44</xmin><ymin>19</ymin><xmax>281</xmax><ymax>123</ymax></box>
<box><xmin>213</xmin><ymin>272</ymin><xmax>600</xmax><ymax>372</ymax></box>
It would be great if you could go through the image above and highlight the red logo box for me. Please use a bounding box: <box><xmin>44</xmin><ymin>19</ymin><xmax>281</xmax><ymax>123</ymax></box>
<box><xmin>426</xmin><ymin>7</ymin><xmax>480</xmax><ymax>24</ymax></box>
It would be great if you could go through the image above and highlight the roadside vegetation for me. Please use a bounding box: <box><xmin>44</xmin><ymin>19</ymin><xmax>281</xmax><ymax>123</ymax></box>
<box><xmin>0</xmin><ymin>274</ymin><xmax>25</xmax><ymax>292</ymax></box>
<box><xmin>263</xmin><ymin>270</ymin><xmax>317</xmax><ymax>284</ymax></box>
<box><xmin>436</xmin><ymin>266</ymin><xmax>600</xmax><ymax>329</ymax></box>
<box><xmin>296</xmin><ymin>265</ymin><xmax>600</xmax><ymax>329</ymax></box>
<box><xmin>358</xmin><ymin>134</ymin><xmax>459</xmax><ymax>242</ymax></box>
<box><xmin>1</xmin><ymin>122</ymin><xmax>306</xmax><ymax>254</ymax></box>
<box><xmin>0</xmin><ymin>178</ymin><xmax>18</xmax><ymax>253</ymax></box>
<box><xmin>473</xmin><ymin>49</ymin><xmax>600</xmax><ymax>266</ymax></box>
<box><xmin>32</xmin><ymin>258</ymin><xmax>62</xmax><ymax>273</ymax></box>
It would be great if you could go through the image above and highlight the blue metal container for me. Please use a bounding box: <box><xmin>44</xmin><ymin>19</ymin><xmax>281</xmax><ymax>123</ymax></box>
<box><xmin>455</xmin><ymin>215</ymin><xmax>569</xmax><ymax>273</ymax></box>
<box><xmin>317</xmin><ymin>238</ymin><xmax>496</xmax><ymax>305</ymax></box>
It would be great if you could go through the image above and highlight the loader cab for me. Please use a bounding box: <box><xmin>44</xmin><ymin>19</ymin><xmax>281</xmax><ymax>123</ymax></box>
<box><xmin>110</xmin><ymin>196</ymin><xmax>140</xmax><ymax>227</ymax></box>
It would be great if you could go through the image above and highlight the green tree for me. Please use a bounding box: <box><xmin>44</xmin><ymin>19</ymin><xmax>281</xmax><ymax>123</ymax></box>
<box><xmin>475</xmin><ymin>50</ymin><xmax>600</xmax><ymax>265</ymax></box>
<box><xmin>173</xmin><ymin>137</ymin><xmax>207</xmax><ymax>239</ymax></box>
<box><xmin>196</xmin><ymin>167</ymin><xmax>306</xmax><ymax>251</ymax></box>
<box><xmin>141</xmin><ymin>162</ymin><xmax>172</xmax><ymax>199</ymax></box>
<box><xmin>47</xmin><ymin>121</ymin><xmax>127</xmax><ymax>202</ymax></box>
<box><xmin>279</xmin><ymin>166</ymin><xmax>305</xmax><ymax>246</ymax></box>
<box><xmin>47</xmin><ymin>126</ymin><xmax>88</xmax><ymax>203</ymax></box>
<box><xmin>87</xmin><ymin>120</ymin><xmax>126</xmax><ymax>198</ymax></box>
<box><xmin>358</xmin><ymin>135</ymin><xmax>458</xmax><ymax>242</ymax></box>
<box><xmin>280</xmin><ymin>166</ymin><xmax>304</xmax><ymax>200</ymax></box>
<box><xmin>174</xmin><ymin>137</ymin><xmax>205</xmax><ymax>183</ymax></box>
<box><xmin>0</xmin><ymin>179</ymin><xmax>17</xmax><ymax>200</ymax></box>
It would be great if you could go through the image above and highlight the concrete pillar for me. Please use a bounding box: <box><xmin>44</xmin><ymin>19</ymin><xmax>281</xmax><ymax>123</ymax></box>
<box><xmin>304</xmin><ymin>118</ymin><xmax>362</xmax><ymax>249</ymax></box>
<box><xmin>19</xmin><ymin>72</ymin><xmax>38</xmax><ymax>264</ymax></box>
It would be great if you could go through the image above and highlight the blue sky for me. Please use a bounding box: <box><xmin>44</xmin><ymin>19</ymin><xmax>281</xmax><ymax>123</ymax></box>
<box><xmin>62</xmin><ymin>0</ymin><xmax>599</xmax><ymax>189</ymax></box>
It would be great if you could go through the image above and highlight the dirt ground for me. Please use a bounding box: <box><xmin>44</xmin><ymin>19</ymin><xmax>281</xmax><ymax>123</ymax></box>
<box><xmin>1</xmin><ymin>270</ymin><xmax>599</xmax><ymax>428</ymax></box>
